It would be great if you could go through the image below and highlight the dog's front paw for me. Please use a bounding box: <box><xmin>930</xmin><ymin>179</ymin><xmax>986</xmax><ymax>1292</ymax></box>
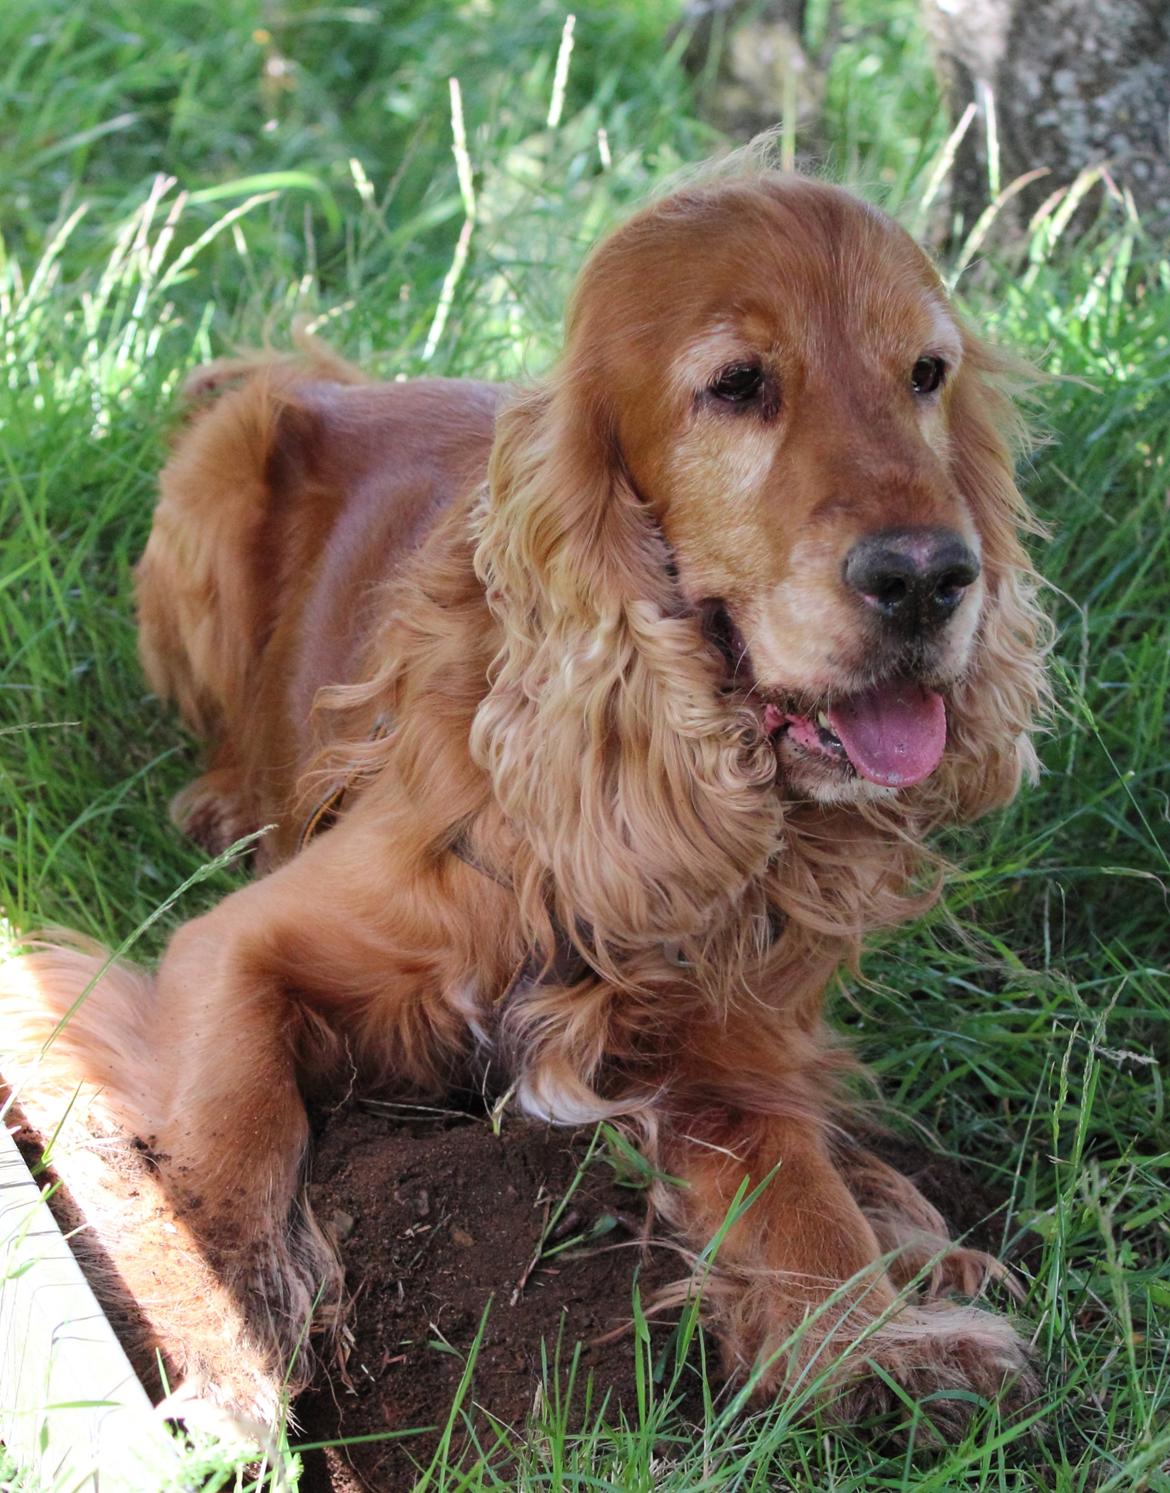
<box><xmin>719</xmin><ymin>1284</ymin><xmax>1035</xmax><ymax>1445</ymax></box>
<box><xmin>176</xmin><ymin>1187</ymin><xmax>346</xmax><ymax>1412</ymax></box>
<box><xmin>922</xmin><ymin>1242</ymin><xmax>1021</xmax><ymax>1302</ymax></box>
<box><xmin>824</xmin><ymin>1302</ymin><xmax>1036</xmax><ymax>1444</ymax></box>
<box><xmin>882</xmin><ymin>1234</ymin><xmax>1023</xmax><ymax>1303</ymax></box>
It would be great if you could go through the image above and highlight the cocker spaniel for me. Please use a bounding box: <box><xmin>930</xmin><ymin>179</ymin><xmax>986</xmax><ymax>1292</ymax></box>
<box><xmin>3</xmin><ymin>169</ymin><xmax>1047</xmax><ymax>1437</ymax></box>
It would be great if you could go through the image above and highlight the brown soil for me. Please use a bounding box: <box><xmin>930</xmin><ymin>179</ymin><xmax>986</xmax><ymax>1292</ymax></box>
<box><xmin>291</xmin><ymin>1106</ymin><xmax>1012</xmax><ymax>1492</ymax></box>
<box><xmin>293</xmin><ymin>1105</ymin><xmax>696</xmax><ymax>1493</ymax></box>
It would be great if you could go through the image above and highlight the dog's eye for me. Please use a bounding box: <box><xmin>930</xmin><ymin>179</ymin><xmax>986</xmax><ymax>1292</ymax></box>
<box><xmin>709</xmin><ymin>363</ymin><xmax>765</xmax><ymax>403</ymax></box>
<box><xmin>910</xmin><ymin>356</ymin><xmax>947</xmax><ymax>395</ymax></box>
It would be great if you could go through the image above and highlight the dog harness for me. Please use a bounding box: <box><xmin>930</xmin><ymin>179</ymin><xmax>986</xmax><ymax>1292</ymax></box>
<box><xmin>295</xmin><ymin>741</ymin><xmax>593</xmax><ymax>998</ymax></box>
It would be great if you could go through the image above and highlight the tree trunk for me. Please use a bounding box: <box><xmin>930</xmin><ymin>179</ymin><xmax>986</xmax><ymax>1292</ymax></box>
<box><xmin>924</xmin><ymin>0</ymin><xmax>1170</xmax><ymax>233</ymax></box>
<box><xmin>679</xmin><ymin>0</ymin><xmax>826</xmax><ymax>158</ymax></box>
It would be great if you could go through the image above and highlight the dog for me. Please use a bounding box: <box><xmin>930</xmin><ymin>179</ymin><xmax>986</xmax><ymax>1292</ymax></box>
<box><xmin>2</xmin><ymin>168</ymin><xmax>1047</xmax><ymax>1437</ymax></box>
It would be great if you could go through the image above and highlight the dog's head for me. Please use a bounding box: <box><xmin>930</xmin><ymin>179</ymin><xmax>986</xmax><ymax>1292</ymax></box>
<box><xmin>474</xmin><ymin>172</ymin><xmax>1046</xmax><ymax>961</ymax></box>
<box><xmin>563</xmin><ymin>174</ymin><xmax>1044</xmax><ymax>808</ymax></box>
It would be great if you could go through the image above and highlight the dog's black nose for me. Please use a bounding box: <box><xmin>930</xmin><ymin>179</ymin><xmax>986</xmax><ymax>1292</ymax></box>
<box><xmin>843</xmin><ymin>527</ymin><xmax>980</xmax><ymax>628</ymax></box>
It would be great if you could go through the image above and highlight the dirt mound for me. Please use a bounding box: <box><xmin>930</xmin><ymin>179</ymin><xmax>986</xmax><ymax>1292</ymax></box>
<box><xmin>294</xmin><ymin>1107</ymin><xmax>692</xmax><ymax>1491</ymax></box>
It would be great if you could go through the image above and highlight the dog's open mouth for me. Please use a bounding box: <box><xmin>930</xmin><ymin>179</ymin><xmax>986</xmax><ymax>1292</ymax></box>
<box><xmin>763</xmin><ymin>683</ymin><xmax>946</xmax><ymax>788</ymax></box>
<box><xmin>700</xmin><ymin>599</ymin><xmax>947</xmax><ymax>789</ymax></box>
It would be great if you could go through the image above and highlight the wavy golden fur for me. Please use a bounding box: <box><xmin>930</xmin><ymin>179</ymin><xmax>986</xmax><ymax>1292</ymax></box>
<box><xmin>2</xmin><ymin>169</ymin><xmax>1047</xmax><ymax>1436</ymax></box>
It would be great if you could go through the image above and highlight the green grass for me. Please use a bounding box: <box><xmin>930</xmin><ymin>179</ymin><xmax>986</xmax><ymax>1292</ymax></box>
<box><xmin>2</xmin><ymin>0</ymin><xmax>1168</xmax><ymax>1487</ymax></box>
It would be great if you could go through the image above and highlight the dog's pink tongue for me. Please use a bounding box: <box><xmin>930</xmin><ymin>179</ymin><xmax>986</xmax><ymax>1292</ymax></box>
<box><xmin>827</xmin><ymin>683</ymin><xmax>946</xmax><ymax>787</ymax></box>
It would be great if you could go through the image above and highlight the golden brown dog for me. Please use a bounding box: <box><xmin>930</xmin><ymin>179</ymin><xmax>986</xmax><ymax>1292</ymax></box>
<box><xmin>3</xmin><ymin>169</ymin><xmax>1047</xmax><ymax>1435</ymax></box>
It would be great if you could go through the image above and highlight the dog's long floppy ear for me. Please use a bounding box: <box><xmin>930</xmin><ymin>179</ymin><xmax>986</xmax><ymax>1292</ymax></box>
<box><xmin>927</xmin><ymin>337</ymin><xmax>1051</xmax><ymax>822</ymax></box>
<box><xmin>471</xmin><ymin>375</ymin><xmax>783</xmax><ymax>972</ymax></box>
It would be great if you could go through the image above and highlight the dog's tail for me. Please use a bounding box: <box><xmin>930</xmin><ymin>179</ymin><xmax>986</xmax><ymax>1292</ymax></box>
<box><xmin>0</xmin><ymin>933</ymin><xmax>306</xmax><ymax>1415</ymax></box>
<box><xmin>0</xmin><ymin>932</ymin><xmax>161</xmax><ymax>1133</ymax></box>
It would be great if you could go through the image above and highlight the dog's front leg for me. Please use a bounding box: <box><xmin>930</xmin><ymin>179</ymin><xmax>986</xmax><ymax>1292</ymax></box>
<box><xmin>141</xmin><ymin>812</ymin><xmax>497</xmax><ymax>1388</ymax></box>
<box><xmin>4</xmin><ymin>809</ymin><xmax>490</xmax><ymax>1410</ymax></box>
<box><xmin>653</xmin><ymin>1102</ymin><xmax>1034</xmax><ymax>1441</ymax></box>
<box><xmin>141</xmin><ymin>900</ymin><xmax>338</xmax><ymax>1393</ymax></box>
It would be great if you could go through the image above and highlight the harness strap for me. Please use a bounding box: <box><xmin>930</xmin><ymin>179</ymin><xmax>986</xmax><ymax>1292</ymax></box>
<box><xmin>295</xmin><ymin>716</ymin><xmax>394</xmax><ymax>856</ymax></box>
<box><xmin>295</xmin><ymin>780</ymin><xmax>350</xmax><ymax>854</ymax></box>
<box><xmin>448</xmin><ymin>827</ymin><xmax>592</xmax><ymax>1001</ymax></box>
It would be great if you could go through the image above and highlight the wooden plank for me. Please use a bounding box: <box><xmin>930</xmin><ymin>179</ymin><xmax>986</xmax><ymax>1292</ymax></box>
<box><xmin>0</xmin><ymin>1121</ymin><xmax>178</xmax><ymax>1490</ymax></box>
